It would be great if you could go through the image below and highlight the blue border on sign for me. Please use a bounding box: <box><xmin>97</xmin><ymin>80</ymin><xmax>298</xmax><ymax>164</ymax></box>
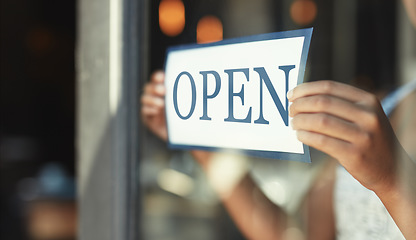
<box><xmin>164</xmin><ymin>28</ymin><xmax>313</xmax><ymax>163</ymax></box>
<box><xmin>168</xmin><ymin>143</ymin><xmax>311</xmax><ymax>163</ymax></box>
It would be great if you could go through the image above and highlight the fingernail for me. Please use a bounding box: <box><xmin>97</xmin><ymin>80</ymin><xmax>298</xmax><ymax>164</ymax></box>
<box><xmin>295</xmin><ymin>130</ymin><xmax>301</xmax><ymax>140</ymax></box>
<box><xmin>155</xmin><ymin>97</ymin><xmax>165</xmax><ymax>107</ymax></box>
<box><xmin>155</xmin><ymin>84</ymin><xmax>165</xmax><ymax>94</ymax></box>
<box><xmin>153</xmin><ymin>71</ymin><xmax>165</xmax><ymax>82</ymax></box>
<box><xmin>287</xmin><ymin>89</ymin><xmax>294</xmax><ymax>100</ymax></box>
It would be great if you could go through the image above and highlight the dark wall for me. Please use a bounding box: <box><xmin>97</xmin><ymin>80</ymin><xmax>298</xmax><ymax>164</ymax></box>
<box><xmin>0</xmin><ymin>0</ymin><xmax>76</xmax><ymax>239</ymax></box>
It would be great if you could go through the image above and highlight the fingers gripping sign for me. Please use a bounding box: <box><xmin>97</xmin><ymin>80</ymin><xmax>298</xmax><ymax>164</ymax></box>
<box><xmin>288</xmin><ymin>80</ymin><xmax>399</xmax><ymax>192</ymax></box>
<box><xmin>141</xmin><ymin>70</ymin><xmax>168</xmax><ymax>141</ymax></box>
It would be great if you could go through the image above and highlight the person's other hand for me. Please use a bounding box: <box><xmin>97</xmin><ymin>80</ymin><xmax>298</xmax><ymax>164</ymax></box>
<box><xmin>288</xmin><ymin>80</ymin><xmax>401</xmax><ymax>193</ymax></box>
<box><xmin>141</xmin><ymin>70</ymin><xmax>168</xmax><ymax>141</ymax></box>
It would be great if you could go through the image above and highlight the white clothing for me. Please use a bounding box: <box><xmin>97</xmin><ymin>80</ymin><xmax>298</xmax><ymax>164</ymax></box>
<box><xmin>334</xmin><ymin>79</ymin><xmax>416</xmax><ymax>240</ymax></box>
<box><xmin>334</xmin><ymin>166</ymin><xmax>405</xmax><ymax>240</ymax></box>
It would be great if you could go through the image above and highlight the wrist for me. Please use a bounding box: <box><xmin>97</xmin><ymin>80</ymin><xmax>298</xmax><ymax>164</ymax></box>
<box><xmin>190</xmin><ymin>150</ymin><xmax>213</xmax><ymax>170</ymax></box>
<box><xmin>191</xmin><ymin>150</ymin><xmax>250</xmax><ymax>199</ymax></box>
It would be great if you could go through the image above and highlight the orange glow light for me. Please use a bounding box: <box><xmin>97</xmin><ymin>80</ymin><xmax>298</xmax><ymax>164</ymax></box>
<box><xmin>290</xmin><ymin>0</ymin><xmax>317</xmax><ymax>26</ymax></box>
<box><xmin>197</xmin><ymin>15</ymin><xmax>223</xmax><ymax>44</ymax></box>
<box><xmin>159</xmin><ymin>0</ymin><xmax>185</xmax><ymax>37</ymax></box>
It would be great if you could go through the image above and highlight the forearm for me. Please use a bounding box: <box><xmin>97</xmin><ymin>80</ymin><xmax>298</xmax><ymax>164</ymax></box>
<box><xmin>222</xmin><ymin>174</ymin><xmax>288</xmax><ymax>240</ymax></box>
<box><xmin>288</xmin><ymin>80</ymin><xmax>416</xmax><ymax>239</ymax></box>
<box><xmin>191</xmin><ymin>150</ymin><xmax>288</xmax><ymax>240</ymax></box>
<box><xmin>378</xmin><ymin>189</ymin><xmax>416</xmax><ymax>240</ymax></box>
<box><xmin>375</xmin><ymin>150</ymin><xmax>416</xmax><ymax>240</ymax></box>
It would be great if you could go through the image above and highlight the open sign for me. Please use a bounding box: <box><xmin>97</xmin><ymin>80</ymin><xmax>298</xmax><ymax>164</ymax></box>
<box><xmin>164</xmin><ymin>28</ymin><xmax>312</xmax><ymax>162</ymax></box>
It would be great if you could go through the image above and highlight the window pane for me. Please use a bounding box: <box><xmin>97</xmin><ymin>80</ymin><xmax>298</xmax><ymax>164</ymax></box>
<box><xmin>140</xmin><ymin>1</ymin><xmax>416</xmax><ymax>239</ymax></box>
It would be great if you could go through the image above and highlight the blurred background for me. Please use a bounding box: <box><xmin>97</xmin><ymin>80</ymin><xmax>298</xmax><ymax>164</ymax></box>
<box><xmin>1</xmin><ymin>0</ymin><xmax>77</xmax><ymax>239</ymax></box>
<box><xmin>1</xmin><ymin>0</ymin><xmax>415</xmax><ymax>239</ymax></box>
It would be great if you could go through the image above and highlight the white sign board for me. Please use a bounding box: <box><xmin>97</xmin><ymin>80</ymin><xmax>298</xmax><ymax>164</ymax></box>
<box><xmin>164</xmin><ymin>28</ymin><xmax>312</xmax><ymax>162</ymax></box>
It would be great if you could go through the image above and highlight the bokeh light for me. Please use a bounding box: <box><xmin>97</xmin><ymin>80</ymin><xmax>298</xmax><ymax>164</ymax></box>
<box><xmin>159</xmin><ymin>0</ymin><xmax>185</xmax><ymax>37</ymax></box>
<box><xmin>197</xmin><ymin>15</ymin><xmax>223</xmax><ymax>44</ymax></box>
<box><xmin>26</xmin><ymin>27</ymin><xmax>55</xmax><ymax>56</ymax></box>
<box><xmin>290</xmin><ymin>0</ymin><xmax>317</xmax><ymax>26</ymax></box>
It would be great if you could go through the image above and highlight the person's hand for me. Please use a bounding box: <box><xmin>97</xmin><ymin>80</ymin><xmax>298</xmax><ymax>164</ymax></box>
<box><xmin>288</xmin><ymin>80</ymin><xmax>401</xmax><ymax>193</ymax></box>
<box><xmin>141</xmin><ymin>71</ymin><xmax>215</xmax><ymax>166</ymax></box>
<box><xmin>141</xmin><ymin>70</ymin><xmax>168</xmax><ymax>141</ymax></box>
